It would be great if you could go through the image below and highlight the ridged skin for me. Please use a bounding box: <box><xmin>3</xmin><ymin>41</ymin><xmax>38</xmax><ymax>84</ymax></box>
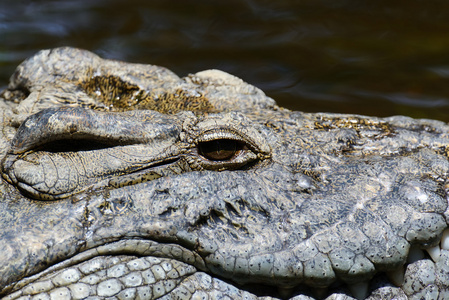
<box><xmin>0</xmin><ymin>47</ymin><xmax>448</xmax><ymax>299</ymax></box>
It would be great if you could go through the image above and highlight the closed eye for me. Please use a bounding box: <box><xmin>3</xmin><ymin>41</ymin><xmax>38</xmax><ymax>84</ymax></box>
<box><xmin>34</xmin><ymin>139</ymin><xmax>120</xmax><ymax>153</ymax></box>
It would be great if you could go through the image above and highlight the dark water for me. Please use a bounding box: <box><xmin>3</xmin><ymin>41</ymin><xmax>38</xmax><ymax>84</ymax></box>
<box><xmin>2</xmin><ymin>0</ymin><xmax>449</xmax><ymax>121</ymax></box>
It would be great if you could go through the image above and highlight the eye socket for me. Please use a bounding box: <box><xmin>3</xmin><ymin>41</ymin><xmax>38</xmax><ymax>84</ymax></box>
<box><xmin>198</xmin><ymin>139</ymin><xmax>240</xmax><ymax>161</ymax></box>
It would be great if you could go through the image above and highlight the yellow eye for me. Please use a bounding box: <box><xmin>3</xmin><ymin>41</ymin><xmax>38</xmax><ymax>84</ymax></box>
<box><xmin>198</xmin><ymin>139</ymin><xmax>240</xmax><ymax>161</ymax></box>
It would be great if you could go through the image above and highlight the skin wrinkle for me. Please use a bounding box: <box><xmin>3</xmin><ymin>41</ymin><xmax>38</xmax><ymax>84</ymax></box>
<box><xmin>72</xmin><ymin>154</ymin><xmax>83</xmax><ymax>196</ymax></box>
<box><xmin>0</xmin><ymin>47</ymin><xmax>448</xmax><ymax>300</ymax></box>
<box><xmin>43</xmin><ymin>154</ymin><xmax>54</xmax><ymax>192</ymax></box>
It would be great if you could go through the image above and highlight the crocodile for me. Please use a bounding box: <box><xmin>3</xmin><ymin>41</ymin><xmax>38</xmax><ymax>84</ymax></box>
<box><xmin>0</xmin><ymin>47</ymin><xmax>449</xmax><ymax>300</ymax></box>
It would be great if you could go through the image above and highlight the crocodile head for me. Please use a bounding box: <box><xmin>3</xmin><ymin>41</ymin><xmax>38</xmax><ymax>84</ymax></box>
<box><xmin>0</xmin><ymin>47</ymin><xmax>448</xmax><ymax>300</ymax></box>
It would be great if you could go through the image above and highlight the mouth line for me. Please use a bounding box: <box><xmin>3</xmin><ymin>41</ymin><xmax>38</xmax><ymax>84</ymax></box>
<box><xmin>4</xmin><ymin>229</ymin><xmax>449</xmax><ymax>300</ymax></box>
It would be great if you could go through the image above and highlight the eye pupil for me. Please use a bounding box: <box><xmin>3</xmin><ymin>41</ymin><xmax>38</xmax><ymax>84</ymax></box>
<box><xmin>198</xmin><ymin>139</ymin><xmax>238</xmax><ymax>161</ymax></box>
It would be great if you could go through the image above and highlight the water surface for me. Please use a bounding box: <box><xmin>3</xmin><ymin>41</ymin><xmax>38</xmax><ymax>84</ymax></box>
<box><xmin>2</xmin><ymin>0</ymin><xmax>449</xmax><ymax>121</ymax></box>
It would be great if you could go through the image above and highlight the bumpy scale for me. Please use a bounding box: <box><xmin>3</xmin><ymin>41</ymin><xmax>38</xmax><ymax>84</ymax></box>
<box><xmin>0</xmin><ymin>47</ymin><xmax>449</xmax><ymax>300</ymax></box>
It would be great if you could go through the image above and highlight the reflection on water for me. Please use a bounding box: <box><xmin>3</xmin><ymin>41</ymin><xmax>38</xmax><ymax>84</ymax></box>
<box><xmin>2</xmin><ymin>0</ymin><xmax>449</xmax><ymax>121</ymax></box>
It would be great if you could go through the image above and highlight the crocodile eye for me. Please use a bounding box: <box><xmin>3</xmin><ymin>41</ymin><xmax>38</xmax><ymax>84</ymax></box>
<box><xmin>198</xmin><ymin>139</ymin><xmax>239</xmax><ymax>161</ymax></box>
<box><xmin>191</xmin><ymin>129</ymin><xmax>268</xmax><ymax>171</ymax></box>
<box><xmin>186</xmin><ymin>113</ymin><xmax>271</xmax><ymax>171</ymax></box>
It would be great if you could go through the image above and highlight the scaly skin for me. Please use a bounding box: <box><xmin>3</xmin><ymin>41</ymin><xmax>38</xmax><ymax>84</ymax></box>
<box><xmin>0</xmin><ymin>47</ymin><xmax>448</xmax><ymax>299</ymax></box>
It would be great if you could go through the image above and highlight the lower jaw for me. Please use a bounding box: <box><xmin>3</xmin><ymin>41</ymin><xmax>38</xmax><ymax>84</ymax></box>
<box><xmin>3</xmin><ymin>238</ymin><xmax>449</xmax><ymax>300</ymax></box>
